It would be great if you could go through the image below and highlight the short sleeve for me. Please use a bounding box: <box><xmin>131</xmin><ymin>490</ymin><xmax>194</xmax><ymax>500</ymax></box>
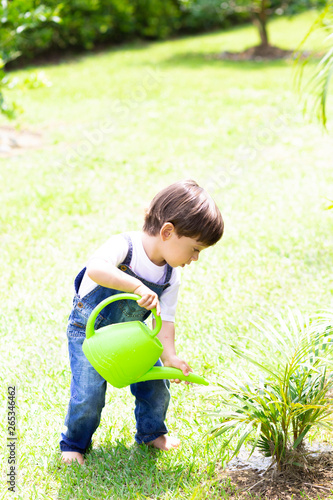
<box><xmin>78</xmin><ymin>234</ymin><xmax>129</xmax><ymax>297</ymax></box>
<box><xmin>87</xmin><ymin>234</ymin><xmax>128</xmax><ymax>267</ymax></box>
<box><xmin>159</xmin><ymin>268</ymin><xmax>181</xmax><ymax>322</ymax></box>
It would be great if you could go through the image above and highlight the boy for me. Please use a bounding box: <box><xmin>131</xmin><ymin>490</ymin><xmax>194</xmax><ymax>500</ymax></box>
<box><xmin>60</xmin><ymin>180</ymin><xmax>224</xmax><ymax>465</ymax></box>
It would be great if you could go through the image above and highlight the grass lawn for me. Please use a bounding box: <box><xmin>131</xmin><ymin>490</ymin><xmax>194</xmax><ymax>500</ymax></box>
<box><xmin>1</xmin><ymin>10</ymin><xmax>333</xmax><ymax>500</ymax></box>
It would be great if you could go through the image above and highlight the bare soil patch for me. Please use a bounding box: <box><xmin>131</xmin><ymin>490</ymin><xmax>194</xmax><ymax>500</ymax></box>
<box><xmin>217</xmin><ymin>451</ymin><xmax>333</xmax><ymax>499</ymax></box>
<box><xmin>0</xmin><ymin>126</ymin><xmax>43</xmax><ymax>156</ymax></box>
<box><xmin>216</xmin><ymin>44</ymin><xmax>294</xmax><ymax>61</ymax></box>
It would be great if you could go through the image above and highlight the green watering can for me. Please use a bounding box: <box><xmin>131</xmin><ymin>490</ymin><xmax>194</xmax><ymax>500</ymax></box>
<box><xmin>82</xmin><ymin>293</ymin><xmax>209</xmax><ymax>388</ymax></box>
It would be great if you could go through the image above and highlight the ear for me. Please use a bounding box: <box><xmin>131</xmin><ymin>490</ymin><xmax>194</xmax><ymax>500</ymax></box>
<box><xmin>160</xmin><ymin>222</ymin><xmax>175</xmax><ymax>241</ymax></box>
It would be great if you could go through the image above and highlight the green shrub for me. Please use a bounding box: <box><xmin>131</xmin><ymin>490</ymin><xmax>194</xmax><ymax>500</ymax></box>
<box><xmin>0</xmin><ymin>64</ymin><xmax>19</xmax><ymax>118</ymax></box>
<box><xmin>209</xmin><ymin>311</ymin><xmax>333</xmax><ymax>471</ymax></box>
<box><xmin>0</xmin><ymin>0</ymin><xmax>61</xmax><ymax>62</ymax></box>
<box><xmin>2</xmin><ymin>0</ymin><xmax>181</xmax><ymax>62</ymax></box>
<box><xmin>0</xmin><ymin>1</ymin><xmax>60</xmax><ymax>117</ymax></box>
<box><xmin>178</xmin><ymin>0</ymin><xmax>250</xmax><ymax>32</ymax></box>
<box><xmin>131</xmin><ymin>0</ymin><xmax>182</xmax><ymax>39</ymax></box>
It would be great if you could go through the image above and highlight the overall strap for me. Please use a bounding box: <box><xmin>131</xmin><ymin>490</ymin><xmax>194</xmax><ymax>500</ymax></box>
<box><xmin>74</xmin><ymin>267</ymin><xmax>86</xmax><ymax>294</ymax></box>
<box><xmin>121</xmin><ymin>233</ymin><xmax>133</xmax><ymax>266</ymax></box>
<box><xmin>121</xmin><ymin>232</ymin><xmax>173</xmax><ymax>285</ymax></box>
<box><xmin>164</xmin><ymin>264</ymin><xmax>173</xmax><ymax>284</ymax></box>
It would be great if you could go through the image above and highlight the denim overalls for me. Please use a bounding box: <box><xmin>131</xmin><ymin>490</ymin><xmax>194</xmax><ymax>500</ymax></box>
<box><xmin>60</xmin><ymin>234</ymin><xmax>173</xmax><ymax>454</ymax></box>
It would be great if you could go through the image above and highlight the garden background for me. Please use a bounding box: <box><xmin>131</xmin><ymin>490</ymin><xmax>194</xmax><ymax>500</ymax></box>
<box><xmin>0</xmin><ymin>1</ymin><xmax>333</xmax><ymax>499</ymax></box>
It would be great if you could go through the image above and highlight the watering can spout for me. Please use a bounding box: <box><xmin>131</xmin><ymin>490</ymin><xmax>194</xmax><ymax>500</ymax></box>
<box><xmin>135</xmin><ymin>366</ymin><xmax>209</xmax><ymax>385</ymax></box>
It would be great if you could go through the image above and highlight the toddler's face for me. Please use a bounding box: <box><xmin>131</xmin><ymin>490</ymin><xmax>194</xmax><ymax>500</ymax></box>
<box><xmin>162</xmin><ymin>233</ymin><xmax>207</xmax><ymax>268</ymax></box>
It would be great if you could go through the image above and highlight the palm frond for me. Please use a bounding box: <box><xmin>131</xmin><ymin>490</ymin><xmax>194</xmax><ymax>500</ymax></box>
<box><xmin>294</xmin><ymin>3</ymin><xmax>333</xmax><ymax>127</ymax></box>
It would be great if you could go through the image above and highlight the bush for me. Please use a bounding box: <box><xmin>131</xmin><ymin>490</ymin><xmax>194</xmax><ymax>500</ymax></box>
<box><xmin>1</xmin><ymin>0</ymin><xmax>251</xmax><ymax>64</ymax></box>
<box><xmin>178</xmin><ymin>0</ymin><xmax>250</xmax><ymax>32</ymax></box>
<box><xmin>0</xmin><ymin>1</ymin><xmax>60</xmax><ymax>117</ymax></box>
<box><xmin>0</xmin><ymin>1</ymin><xmax>61</xmax><ymax>62</ymax></box>
<box><xmin>1</xmin><ymin>0</ymin><xmax>182</xmax><ymax>62</ymax></box>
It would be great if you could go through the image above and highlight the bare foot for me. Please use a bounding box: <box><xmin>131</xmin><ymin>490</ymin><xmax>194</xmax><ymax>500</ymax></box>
<box><xmin>61</xmin><ymin>451</ymin><xmax>85</xmax><ymax>465</ymax></box>
<box><xmin>147</xmin><ymin>435</ymin><xmax>180</xmax><ymax>451</ymax></box>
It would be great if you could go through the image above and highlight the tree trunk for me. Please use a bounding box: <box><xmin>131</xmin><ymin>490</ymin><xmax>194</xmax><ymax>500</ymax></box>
<box><xmin>252</xmin><ymin>0</ymin><xmax>269</xmax><ymax>47</ymax></box>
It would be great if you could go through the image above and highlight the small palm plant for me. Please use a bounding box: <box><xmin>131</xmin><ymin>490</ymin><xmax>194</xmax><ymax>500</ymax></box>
<box><xmin>209</xmin><ymin>310</ymin><xmax>333</xmax><ymax>471</ymax></box>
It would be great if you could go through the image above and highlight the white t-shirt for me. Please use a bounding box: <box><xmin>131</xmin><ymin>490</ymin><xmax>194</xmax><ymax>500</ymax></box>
<box><xmin>78</xmin><ymin>231</ymin><xmax>181</xmax><ymax>322</ymax></box>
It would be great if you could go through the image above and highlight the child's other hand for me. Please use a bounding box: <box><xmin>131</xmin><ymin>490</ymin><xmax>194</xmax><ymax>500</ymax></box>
<box><xmin>134</xmin><ymin>284</ymin><xmax>161</xmax><ymax>316</ymax></box>
<box><xmin>163</xmin><ymin>355</ymin><xmax>193</xmax><ymax>384</ymax></box>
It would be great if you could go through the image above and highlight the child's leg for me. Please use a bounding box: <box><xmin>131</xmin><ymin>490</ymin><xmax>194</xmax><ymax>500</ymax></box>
<box><xmin>130</xmin><ymin>359</ymin><xmax>172</xmax><ymax>446</ymax></box>
<box><xmin>60</xmin><ymin>331</ymin><xmax>107</xmax><ymax>456</ymax></box>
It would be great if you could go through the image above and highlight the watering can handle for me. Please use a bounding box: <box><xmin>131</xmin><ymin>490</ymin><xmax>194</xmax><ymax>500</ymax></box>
<box><xmin>85</xmin><ymin>293</ymin><xmax>162</xmax><ymax>340</ymax></box>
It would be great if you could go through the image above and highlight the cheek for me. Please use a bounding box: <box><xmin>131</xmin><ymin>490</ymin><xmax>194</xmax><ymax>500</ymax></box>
<box><xmin>180</xmin><ymin>247</ymin><xmax>190</xmax><ymax>258</ymax></box>
<box><xmin>171</xmin><ymin>247</ymin><xmax>187</xmax><ymax>264</ymax></box>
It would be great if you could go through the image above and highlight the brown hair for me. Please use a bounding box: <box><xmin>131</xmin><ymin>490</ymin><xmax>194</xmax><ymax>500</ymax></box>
<box><xmin>143</xmin><ymin>180</ymin><xmax>224</xmax><ymax>247</ymax></box>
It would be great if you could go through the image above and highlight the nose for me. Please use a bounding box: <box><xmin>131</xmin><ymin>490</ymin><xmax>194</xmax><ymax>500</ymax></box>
<box><xmin>191</xmin><ymin>253</ymin><xmax>199</xmax><ymax>262</ymax></box>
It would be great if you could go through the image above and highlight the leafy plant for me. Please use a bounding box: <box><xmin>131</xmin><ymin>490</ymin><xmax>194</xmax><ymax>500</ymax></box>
<box><xmin>0</xmin><ymin>0</ymin><xmax>181</xmax><ymax>61</ymax></box>
<box><xmin>0</xmin><ymin>61</ymin><xmax>19</xmax><ymax>118</ymax></box>
<box><xmin>0</xmin><ymin>0</ymin><xmax>60</xmax><ymax>118</ymax></box>
<box><xmin>294</xmin><ymin>4</ymin><xmax>333</xmax><ymax>210</ymax></box>
<box><xmin>209</xmin><ymin>310</ymin><xmax>333</xmax><ymax>471</ymax></box>
<box><xmin>295</xmin><ymin>2</ymin><xmax>333</xmax><ymax>128</ymax></box>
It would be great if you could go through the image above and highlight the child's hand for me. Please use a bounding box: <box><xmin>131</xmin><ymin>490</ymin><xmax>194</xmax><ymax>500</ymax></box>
<box><xmin>134</xmin><ymin>284</ymin><xmax>161</xmax><ymax>316</ymax></box>
<box><xmin>162</xmin><ymin>355</ymin><xmax>193</xmax><ymax>384</ymax></box>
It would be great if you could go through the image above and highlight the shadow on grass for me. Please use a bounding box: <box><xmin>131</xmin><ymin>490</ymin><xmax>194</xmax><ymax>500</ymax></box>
<box><xmin>52</xmin><ymin>441</ymin><xmax>190</xmax><ymax>499</ymax></box>
<box><xmin>6</xmin><ymin>20</ymin><xmax>255</xmax><ymax>70</ymax></box>
<box><xmin>158</xmin><ymin>51</ymin><xmax>295</xmax><ymax>71</ymax></box>
<box><xmin>7</xmin><ymin>22</ymin><xmax>288</xmax><ymax>73</ymax></box>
